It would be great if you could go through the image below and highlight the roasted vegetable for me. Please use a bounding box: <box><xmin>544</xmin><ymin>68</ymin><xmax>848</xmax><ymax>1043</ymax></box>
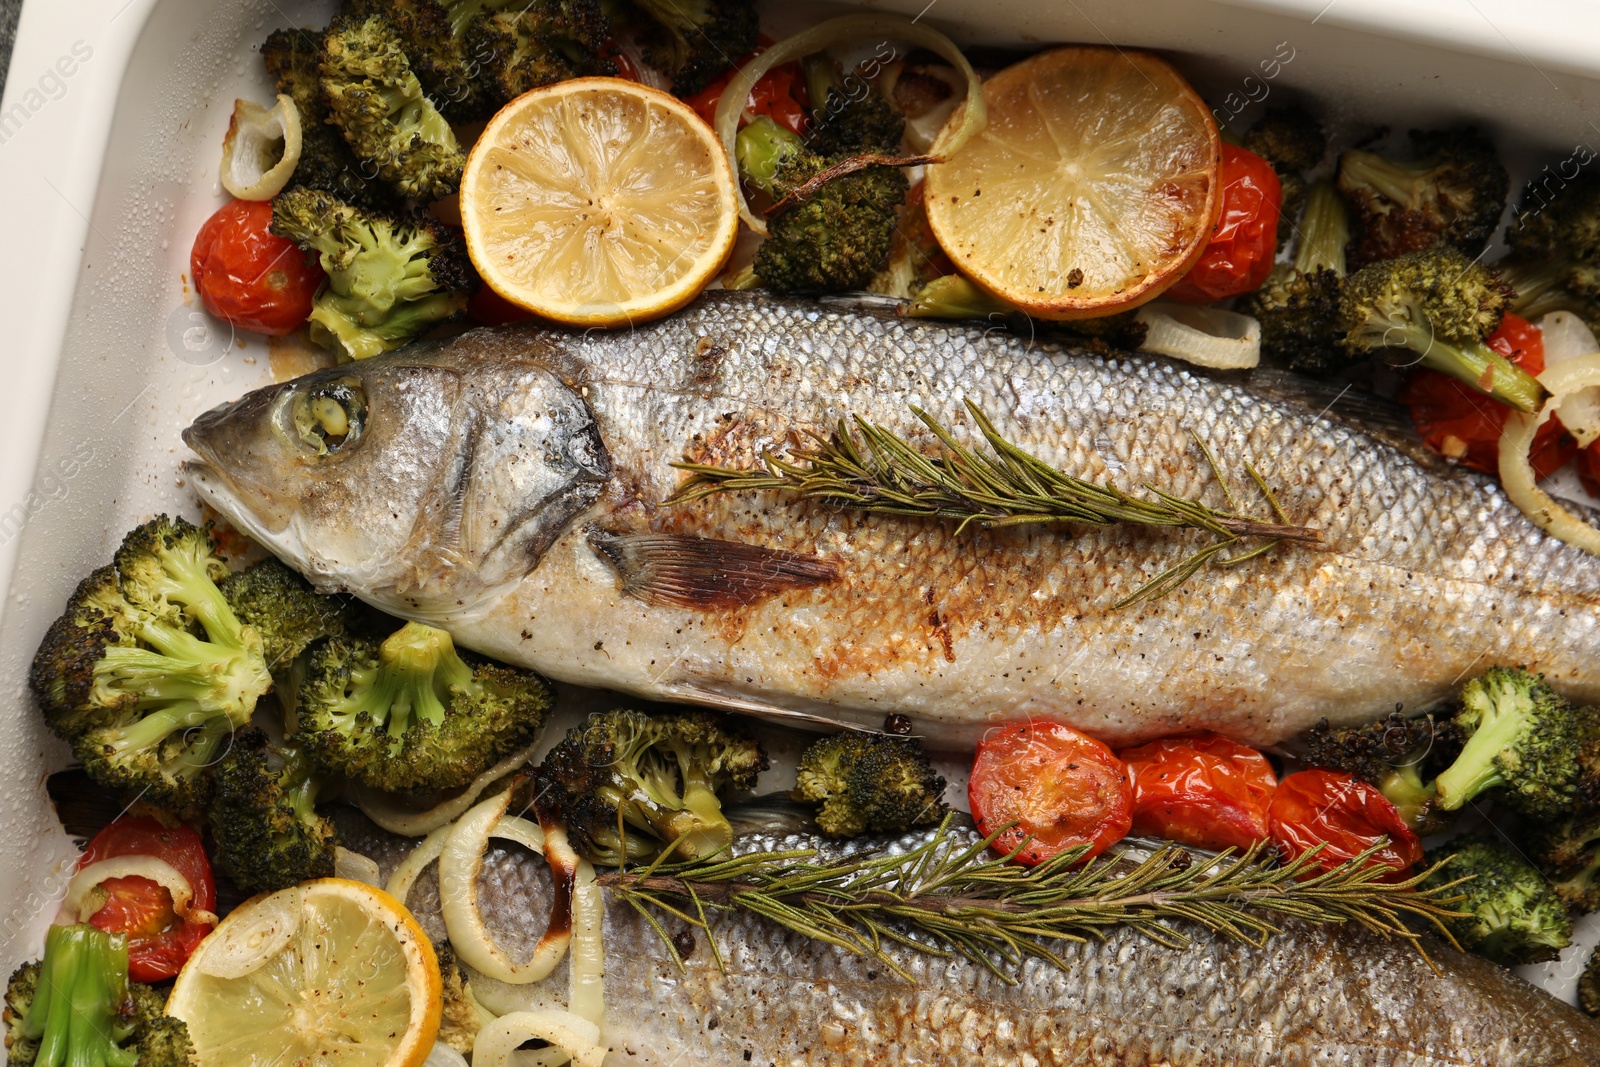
<box><xmin>293</xmin><ymin>621</ymin><xmax>551</xmax><ymax>795</ymax></box>
<box><xmin>1419</xmin><ymin>836</ymin><xmax>1572</xmax><ymax>965</ymax></box>
<box><xmin>1240</xmin><ymin>179</ymin><xmax>1350</xmax><ymax>376</ymax></box>
<box><xmin>271</xmin><ymin>185</ymin><xmax>474</xmax><ymax>361</ymax></box>
<box><xmin>1582</xmin><ymin>943</ymin><xmax>1600</xmax><ymax>1018</ymax></box>
<box><xmin>3</xmin><ymin>924</ymin><xmax>194</xmax><ymax>1067</ymax></box>
<box><xmin>219</xmin><ymin>557</ymin><xmax>360</xmax><ymax>673</ymax></box>
<box><xmin>792</xmin><ymin>733</ymin><xmax>947</xmax><ymax>837</ymax></box>
<box><xmin>465</xmin><ymin>0</ymin><xmax>617</xmax><ymax>105</ymax></box>
<box><xmin>1526</xmin><ymin>810</ymin><xmax>1600</xmax><ymax>914</ymax></box>
<box><xmin>1433</xmin><ymin>666</ymin><xmax>1585</xmax><ymax>820</ymax></box>
<box><xmin>1242</xmin><ymin>104</ymin><xmax>1325</xmax><ymax>249</ymax></box>
<box><xmin>540</xmin><ymin>708</ymin><xmax>767</xmax><ymax>864</ymax></box>
<box><xmin>1299</xmin><ymin>708</ymin><xmax>1460</xmax><ymax>831</ymax></box>
<box><xmin>628</xmin><ymin>0</ymin><xmax>756</xmax><ymax>96</ymax></box>
<box><xmin>28</xmin><ymin>517</ymin><xmax>272</xmax><ymax>816</ymax></box>
<box><xmin>1337</xmin><ymin>127</ymin><xmax>1509</xmax><ymax>265</ymax></box>
<box><xmin>207</xmin><ymin>727</ymin><xmax>338</xmax><ymax>894</ymax></box>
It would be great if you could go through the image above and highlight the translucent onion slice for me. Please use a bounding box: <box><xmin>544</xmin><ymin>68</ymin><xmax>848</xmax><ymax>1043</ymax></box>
<box><xmin>63</xmin><ymin>857</ymin><xmax>196</xmax><ymax>924</ymax></box>
<box><xmin>422</xmin><ymin>1042</ymin><xmax>470</xmax><ymax>1067</ymax></box>
<box><xmin>354</xmin><ymin>738</ymin><xmax>543</xmax><ymax>837</ymax></box>
<box><xmin>386</xmin><ymin>823</ymin><xmax>453</xmax><ymax>907</ymax></box>
<box><xmin>472</xmin><ymin>1010</ymin><xmax>607</xmax><ymax>1067</ymax></box>
<box><xmin>714</xmin><ymin>14</ymin><xmax>985</xmax><ymax>235</ymax></box>
<box><xmin>1499</xmin><ymin>352</ymin><xmax>1600</xmax><ymax>557</ymax></box>
<box><xmin>333</xmin><ymin>847</ymin><xmax>383</xmax><ymax>887</ymax></box>
<box><xmin>1538</xmin><ymin>311</ymin><xmax>1600</xmax><ymax>447</ymax></box>
<box><xmin>1134</xmin><ymin>302</ymin><xmax>1262</xmax><ymax>369</ymax></box>
<box><xmin>221</xmin><ymin>94</ymin><xmax>302</xmax><ymax>200</ymax></box>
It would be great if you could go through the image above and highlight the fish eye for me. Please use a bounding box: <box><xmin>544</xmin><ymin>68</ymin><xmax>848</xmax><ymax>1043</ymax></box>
<box><xmin>292</xmin><ymin>379</ymin><xmax>366</xmax><ymax>456</ymax></box>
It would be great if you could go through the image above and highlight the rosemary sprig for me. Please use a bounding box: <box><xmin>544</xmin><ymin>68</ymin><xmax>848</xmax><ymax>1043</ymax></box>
<box><xmin>669</xmin><ymin>401</ymin><xmax>1322</xmax><ymax>607</ymax></box>
<box><xmin>600</xmin><ymin>816</ymin><xmax>1467</xmax><ymax>983</ymax></box>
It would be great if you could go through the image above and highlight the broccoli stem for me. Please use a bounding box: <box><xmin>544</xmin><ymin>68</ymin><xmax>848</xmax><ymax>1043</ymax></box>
<box><xmin>1435</xmin><ymin>708</ymin><xmax>1524</xmax><ymax>810</ymax></box>
<box><xmin>903</xmin><ymin>274</ymin><xmax>1011</xmax><ymax>320</ymax></box>
<box><xmin>1378</xmin><ymin>763</ymin><xmax>1437</xmax><ymax>829</ymax></box>
<box><xmin>1391</xmin><ymin>322</ymin><xmax>1545</xmax><ymax>413</ymax></box>
<box><xmin>736</xmin><ymin>117</ymin><xmax>805</xmax><ymax>197</ymax></box>
<box><xmin>669</xmin><ymin>774</ymin><xmax>735</xmax><ymax>859</ymax></box>
<box><xmin>24</xmin><ymin>925</ymin><xmax>137</xmax><ymax>1067</ymax></box>
<box><xmin>371</xmin><ymin>622</ymin><xmax>476</xmax><ymax>737</ymax></box>
<box><xmin>1338</xmin><ymin>149</ymin><xmax>1433</xmax><ymax>208</ymax></box>
<box><xmin>1293</xmin><ymin>180</ymin><xmax>1350</xmax><ymax>277</ymax></box>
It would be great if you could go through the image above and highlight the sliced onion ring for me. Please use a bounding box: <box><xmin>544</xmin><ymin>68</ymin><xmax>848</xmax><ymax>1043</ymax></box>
<box><xmin>221</xmin><ymin>94</ymin><xmax>302</xmax><ymax>200</ymax></box>
<box><xmin>714</xmin><ymin>14</ymin><xmax>985</xmax><ymax>236</ymax></box>
<box><xmin>1538</xmin><ymin>311</ymin><xmax>1600</xmax><ymax>447</ymax></box>
<box><xmin>472</xmin><ymin>1010</ymin><xmax>607</xmax><ymax>1067</ymax></box>
<box><xmin>333</xmin><ymin>847</ymin><xmax>383</xmax><ymax>887</ymax></box>
<box><xmin>1134</xmin><ymin>302</ymin><xmax>1262</xmax><ymax>370</ymax></box>
<box><xmin>63</xmin><ymin>857</ymin><xmax>195</xmax><ymax>924</ymax></box>
<box><xmin>385</xmin><ymin>823</ymin><xmax>453</xmax><ymax>906</ymax></box>
<box><xmin>355</xmin><ymin>737</ymin><xmax>543</xmax><ymax>837</ymax></box>
<box><xmin>1499</xmin><ymin>352</ymin><xmax>1600</xmax><ymax>557</ymax></box>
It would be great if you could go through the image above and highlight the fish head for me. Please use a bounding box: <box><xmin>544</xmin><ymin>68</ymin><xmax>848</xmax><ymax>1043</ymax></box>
<box><xmin>183</xmin><ymin>340</ymin><xmax>611</xmax><ymax>619</ymax></box>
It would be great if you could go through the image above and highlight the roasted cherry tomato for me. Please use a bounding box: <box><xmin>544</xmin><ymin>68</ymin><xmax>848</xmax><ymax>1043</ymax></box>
<box><xmin>190</xmin><ymin>198</ymin><xmax>324</xmax><ymax>336</ymax></box>
<box><xmin>78</xmin><ymin>816</ymin><xmax>217</xmax><ymax>982</ymax></box>
<box><xmin>1119</xmin><ymin>733</ymin><xmax>1277</xmax><ymax>853</ymax></box>
<box><xmin>968</xmin><ymin>721</ymin><xmax>1133</xmax><ymax>865</ymax></box>
<box><xmin>686</xmin><ymin>52</ymin><xmax>810</xmax><ymax>136</ymax></box>
<box><xmin>1165</xmin><ymin>143</ymin><xmax>1283</xmax><ymax>304</ymax></box>
<box><xmin>1267</xmin><ymin>770</ymin><xmax>1422</xmax><ymax>881</ymax></box>
<box><xmin>1402</xmin><ymin>313</ymin><xmax>1576</xmax><ymax>478</ymax></box>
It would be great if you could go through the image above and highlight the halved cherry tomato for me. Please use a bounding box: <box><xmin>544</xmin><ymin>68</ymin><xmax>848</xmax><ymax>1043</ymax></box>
<box><xmin>1267</xmin><ymin>770</ymin><xmax>1422</xmax><ymax>882</ymax></box>
<box><xmin>685</xmin><ymin>51</ymin><xmax>810</xmax><ymax>136</ymax></box>
<box><xmin>78</xmin><ymin>816</ymin><xmax>217</xmax><ymax>982</ymax></box>
<box><xmin>1119</xmin><ymin>733</ymin><xmax>1277</xmax><ymax>853</ymax></box>
<box><xmin>190</xmin><ymin>198</ymin><xmax>324</xmax><ymax>336</ymax></box>
<box><xmin>968</xmin><ymin>721</ymin><xmax>1133</xmax><ymax>865</ymax></box>
<box><xmin>1402</xmin><ymin>312</ymin><xmax>1577</xmax><ymax>478</ymax></box>
<box><xmin>1165</xmin><ymin>144</ymin><xmax>1282</xmax><ymax>304</ymax></box>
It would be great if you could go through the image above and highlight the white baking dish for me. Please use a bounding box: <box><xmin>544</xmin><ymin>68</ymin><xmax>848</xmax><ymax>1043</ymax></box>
<box><xmin>1</xmin><ymin>0</ymin><xmax>1597</xmax><ymax>1013</ymax></box>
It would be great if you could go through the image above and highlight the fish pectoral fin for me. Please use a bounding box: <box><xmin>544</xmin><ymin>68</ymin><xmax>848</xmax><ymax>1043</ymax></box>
<box><xmin>665</xmin><ymin>677</ymin><xmax>876</xmax><ymax>733</ymax></box>
<box><xmin>587</xmin><ymin>529</ymin><xmax>838</xmax><ymax>609</ymax></box>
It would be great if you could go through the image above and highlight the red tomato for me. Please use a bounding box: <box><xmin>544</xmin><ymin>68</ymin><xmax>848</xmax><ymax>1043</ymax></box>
<box><xmin>685</xmin><ymin>52</ymin><xmax>810</xmax><ymax>136</ymax></box>
<box><xmin>78</xmin><ymin>816</ymin><xmax>217</xmax><ymax>982</ymax></box>
<box><xmin>1119</xmin><ymin>733</ymin><xmax>1277</xmax><ymax>853</ymax></box>
<box><xmin>467</xmin><ymin>285</ymin><xmax>533</xmax><ymax>326</ymax></box>
<box><xmin>1267</xmin><ymin>770</ymin><xmax>1422</xmax><ymax>881</ymax></box>
<box><xmin>1165</xmin><ymin>144</ymin><xmax>1283</xmax><ymax>304</ymax></box>
<box><xmin>190</xmin><ymin>198</ymin><xmax>324</xmax><ymax>336</ymax></box>
<box><xmin>1402</xmin><ymin>313</ymin><xmax>1576</xmax><ymax>478</ymax></box>
<box><xmin>968</xmin><ymin>721</ymin><xmax>1133</xmax><ymax>865</ymax></box>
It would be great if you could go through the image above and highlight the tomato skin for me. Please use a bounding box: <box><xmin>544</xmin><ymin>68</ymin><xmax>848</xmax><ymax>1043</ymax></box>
<box><xmin>1402</xmin><ymin>313</ymin><xmax>1576</xmax><ymax>478</ymax></box>
<box><xmin>78</xmin><ymin>816</ymin><xmax>217</xmax><ymax>982</ymax></box>
<box><xmin>1267</xmin><ymin>770</ymin><xmax>1423</xmax><ymax>881</ymax></box>
<box><xmin>1119</xmin><ymin>733</ymin><xmax>1277</xmax><ymax>853</ymax></box>
<box><xmin>1165</xmin><ymin>144</ymin><xmax>1282</xmax><ymax>304</ymax></box>
<box><xmin>968</xmin><ymin>721</ymin><xmax>1133</xmax><ymax>865</ymax></box>
<box><xmin>686</xmin><ymin>52</ymin><xmax>810</xmax><ymax>136</ymax></box>
<box><xmin>190</xmin><ymin>198</ymin><xmax>323</xmax><ymax>336</ymax></box>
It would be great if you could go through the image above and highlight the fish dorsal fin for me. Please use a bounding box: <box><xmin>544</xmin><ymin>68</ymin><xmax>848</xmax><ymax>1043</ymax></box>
<box><xmin>587</xmin><ymin>529</ymin><xmax>838</xmax><ymax>609</ymax></box>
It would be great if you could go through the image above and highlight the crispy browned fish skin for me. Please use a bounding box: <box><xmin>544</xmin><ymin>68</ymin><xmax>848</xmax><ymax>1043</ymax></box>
<box><xmin>184</xmin><ymin>293</ymin><xmax>1600</xmax><ymax>747</ymax></box>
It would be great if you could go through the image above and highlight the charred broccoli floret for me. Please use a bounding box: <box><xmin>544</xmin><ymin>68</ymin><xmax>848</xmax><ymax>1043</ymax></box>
<box><xmin>293</xmin><ymin>621</ymin><xmax>551</xmax><ymax>795</ymax></box>
<box><xmin>272</xmin><ymin>185</ymin><xmax>473</xmax><ymax>361</ymax></box>
<box><xmin>1242</xmin><ymin>105</ymin><xmax>1326</xmax><ymax>251</ymax></box>
<box><xmin>1300</xmin><ymin>708</ymin><xmax>1461</xmax><ymax>831</ymax></box>
<box><xmin>29</xmin><ymin>518</ymin><xmax>272</xmax><ymax>816</ymax></box>
<box><xmin>1339</xmin><ymin>247</ymin><xmax>1540</xmax><ymax>413</ymax></box>
<box><xmin>1526</xmin><ymin>810</ymin><xmax>1600</xmax><ymax>914</ymax></box>
<box><xmin>1582</xmin><ymin>944</ymin><xmax>1600</xmax><ymax>1017</ymax></box>
<box><xmin>541</xmin><ymin>708</ymin><xmax>768</xmax><ymax>864</ymax></box>
<box><xmin>1434</xmin><ymin>666</ymin><xmax>1583</xmax><ymax>819</ymax></box>
<box><xmin>1501</xmin><ymin>173</ymin><xmax>1600</xmax><ymax>326</ymax></box>
<box><xmin>1240</xmin><ymin>179</ymin><xmax>1350</xmax><ymax>377</ymax></box>
<box><xmin>341</xmin><ymin>0</ymin><xmax>488</xmax><ymax>120</ymax></box>
<box><xmin>219</xmin><ymin>557</ymin><xmax>360</xmax><ymax>674</ymax></box>
<box><xmin>792</xmin><ymin>733</ymin><xmax>947</xmax><ymax>837</ymax></box>
<box><xmin>1337</xmin><ymin>127</ymin><xmax>1509</xmax><ymax>266</ymax></box>
<box><xmin>1420</xmin><ymin>836</ymin><xmax>1572</xmax><ymax>965</ymax></box>
<box><xmin>3</xmin><ymin>924</ymin><xmax>194</xmax><ymax>1067</ymax></box>
<box><xmin>465</xmin><ymin>0</ymin><xmax>617</xmax><ymax>105</ymax></box>
<box><xmin>804</xmin><ymin>58</ymin><xmax>907</xmax><ymax>158</ymax></box>
<box><xmin>320</xmin><ymin>15</ymin><xmax>465</xmax><ymax>202</ymax></box>
<box><xmin>433</xmin><ymin>942</ymin><xmax>489</xmax><ymax>1054</ymax></box>
<box><xmin>207</xmin><ymin>726</ymin><xmax>337</xmax><ymax>894</ymax></box>
<box><xmin>737</xmin><ymin>117</ymin><xmax>908</xmax><ymax>294</ymax></box>
<box><xmin>628</xmin><ymin>0</ymin><xmax>756</xmax><ymax>97</ymax></box>
<box><xmin>1497</xmin><ymin>256</ymin><xmax>1600</xmax><ymax>329</ymax></box>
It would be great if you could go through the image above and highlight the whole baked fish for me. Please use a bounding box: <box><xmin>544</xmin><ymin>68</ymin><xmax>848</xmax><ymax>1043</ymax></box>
<box><xmin>183</xmin><ymin>292</ymin><xmax>1600</xmax><ymax>747</ymax></box>
<box><xmin>345</xmin><ymin>805</ymin><xmax>1600</xmax><ymax>1066</ymax></box>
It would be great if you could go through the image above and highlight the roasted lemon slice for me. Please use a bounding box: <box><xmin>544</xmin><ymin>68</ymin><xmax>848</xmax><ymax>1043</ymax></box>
<box><xmin>925</xmin><ymin>46</ymin><xmax>1222</xmax><ymax>319</ymax></box>
<box><xmin>460</xmin><ymin>77</ymin><xmax>739</xmax><ymax>328</ymax></box>
<box><xmin>167</xmin><ymin>879</ymin><xmax>441</xmax><ymax>1067</ymax></box>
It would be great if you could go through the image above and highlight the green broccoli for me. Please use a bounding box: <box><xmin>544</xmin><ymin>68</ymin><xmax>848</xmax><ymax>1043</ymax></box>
<box><xmin>1434</xmin><ymin>667</ymin><xmax>1583</xmax><ymax>819</ymax></box>
<box><xmin>293</xmin><ymin>621</ymin><xmax>552</xmax><ymax>795</ymax></box>
<box><xmin>1500</xmin><ymin>173</ymin><xmax>1600</xmax><ymax>327</ymax></box>
<box><xmin>804</xmin><ymin>58</ymin><xmax>907</xmax><ymax>159</ymax></box>
<box><xmin>207</xmin><ymin>726</ymin><xmax>338</xmax><ymax>894</ymax></box>
<box><xmin>29</xmin><ymin>517</ymin><xmax>272</xmax><ymax>816</ymax></box>
<box><xmin>271</xmin><ymin>185</ymin><xmax>473</xmax><ymax>361</ymax></box>
<box><xmin>1420</xmin><ymin>836</ymin><xmax>1573</xmax><ymax>965</ymax></box>
<box><xmin>1241</xmin><ymin>105</ymin><xmax>1326</xmax><ymax>251</ymax></box>
<box><xmin>1526</xmin><ymin>810</ymin><xmax>1600</xmax><ymax>914</ymax></box>
<box><xmin>219</xmin><ymin>557</ymin><xmax>361</xmax><ymax>674</ymax></box>
<box><xmin>1240</xmin><ymin>180</ymin><xmax>1351</xmax><ymax>377</ymax></box>
<box><xmin>464</xmin><ymin>0</ymin><xmax>617</xmax><ymax>106</ymax></box>
<box><xmin>737</xmin><ymin>117</ymin><xmax>909</xmax><ymax>294</ymax></box>
<box><xmin>627</xmin><ymin>0</ymin><xmax>756</xmax><ymax>97</ymax></box>
<box><xmin>434</xmin><ymin>942</ymin><xmax>490</xmax><ymax>1053</ymax></box>
<box><xmin>1337</xmin><ymin>127</ymin><xmax>1509</xmax><ymax>265</ymax></box>
<box><xmin>1582</xmin><ymin>943</ymin><xmax>1600</xmax><ymax>1018</ymax></box>
<box><xmin>320</xmin><ymin>15</ymin><xmax>465</xmax><ymax>202</ymax></box>
<box><xmin>341</xmin><ymin>0</ymin><xmax>490</xmax><ymax>121</ymax></box>
<box><xmin>1300</xmin><ymin>708</ymin><xmax>1462</xmax><ymax>831</ymax></box>
<box><xmin>792</xmin><ymin>733</ymin><xmax>947</xmax><ymax>837</ymax></box>
<box><xmin>540</xmin><ymin>708</ymin><xmax>768</xmax><ymax>864</ymax></box>
<box><xmin>1339</xmin><ymin>248</ymin><xmax>1542</xmax><ymax>413</ymax></box>
<box><xmin>1497</xmin><ymin>256</ymin><xmax>1600</xmax><ymax>329</ymax></box>
<box><xmin>2</xmin><ymin>924</ymin><xmax>194</xmax><ymax>1067</ymax></box>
